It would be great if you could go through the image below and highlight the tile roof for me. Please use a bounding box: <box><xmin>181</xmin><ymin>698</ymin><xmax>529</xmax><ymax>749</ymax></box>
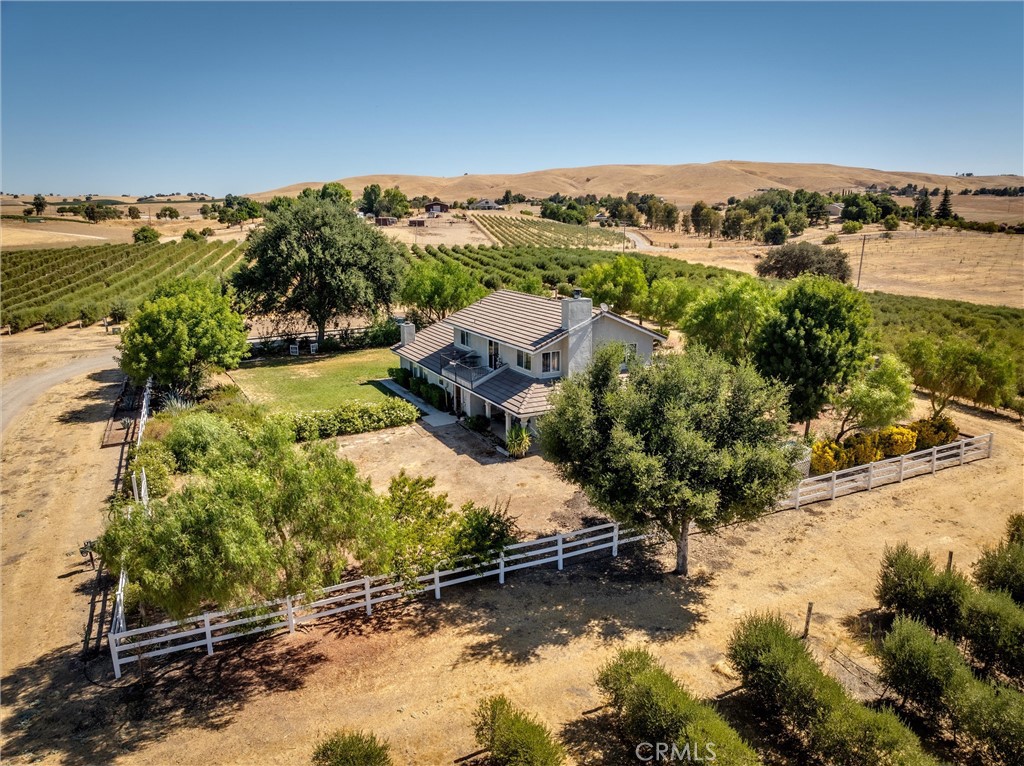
<box><xmin>473</xmin><ymin>368</ymin><xmax>559</xmax><ymax>416</ymax></box>
<box><xmin>444</xmin><ymin>290</ymin><xmax>594</xmax><ymax>351</ymax></box>
<box><xmin>391</xmin><ymin>322</ymin><xmax>453</xmax><ymax>373</ymax></box>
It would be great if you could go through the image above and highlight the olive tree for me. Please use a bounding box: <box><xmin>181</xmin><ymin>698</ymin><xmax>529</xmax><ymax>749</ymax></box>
<box><xmin>540</xmin><ymin>344</ymin><xmax>799</xmax><ymax>577</ymax></box>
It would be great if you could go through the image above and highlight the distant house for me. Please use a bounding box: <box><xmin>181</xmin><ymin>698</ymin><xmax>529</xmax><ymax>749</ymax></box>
<box><xmin>469</xmin><ymin>199</ymin><xmax>505</xmax><ymax>211</ymax></box>
<box><xmin>425</xmin><ymin>201</ymin><xmax>449</xmax><ymax>213</ymax></box>
<box><xmin>592</xmin><ymin>212</ymin><xmax>609</xmax><ymax>222</ymax></box>
<box><xmin>375</xmin><ymin>216</ymin><xmax>398</xmax><ymax>226</ymax></box>
<box><xmin>408</xmin><ymin>218</ymin><xmax>426</xmax><ymax>227</ymax></box>
<box><xmin>826</xmin><ymin>203</ymin><xmax>845</xmax><ymax>218</ymax></box>
<box><xmin>393</xmin><ymin>290</ymin><xmax>665</xmax><ymax>434</ymax></box>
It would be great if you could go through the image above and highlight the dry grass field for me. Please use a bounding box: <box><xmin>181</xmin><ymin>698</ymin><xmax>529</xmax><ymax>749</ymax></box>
<box><xmin>252</xmin><ymin>160</ymin><xmax>1024</xmax><ymax>213</ymax></box>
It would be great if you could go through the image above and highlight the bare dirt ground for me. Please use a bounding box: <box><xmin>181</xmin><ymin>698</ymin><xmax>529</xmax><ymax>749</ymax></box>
<box><xmin>0</xmin><ymin>386</ymin><xmax>1019</xmax><ymax>765</ymax></box>
<box><xmin>645</xmin><ymin>225</ymin><xmax>1024</xmax><ymax>308</ymax></box>
<box><xmin>1</xmin><ymin>325</ymin><xmax>120</xmax><ymax>385</ymax></box>
<box><xmin>382</xmin><ymin>215</ymin><xmax>495</xmax><ymax>248</ymax></box>
<box><xmin>1</xmin><ymin>219</ymin><xmax>133</xmax><ymax>249</ymax></box>
<box><xmin>335</xmin><ymin>422</ymin><xmax>590</xmax><ymax>537</ymax></box>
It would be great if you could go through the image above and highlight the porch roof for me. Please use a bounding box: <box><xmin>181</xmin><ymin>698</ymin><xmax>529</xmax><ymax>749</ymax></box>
<box><xmin>472</xmin><ymin>367</ymin><xmax>558</xmax><ymax>417</ymax></box>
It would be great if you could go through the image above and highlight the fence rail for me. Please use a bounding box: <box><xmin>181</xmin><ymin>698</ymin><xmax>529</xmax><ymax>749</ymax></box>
<box><xmin>106</xmin><ymin>432</ymin><xmax>993</xmax><ymax>678</ymax></box>
<box><xmin>779</xmin><ymin>433</ymin><xmax>992</xmax><ymax>510</ymax></box>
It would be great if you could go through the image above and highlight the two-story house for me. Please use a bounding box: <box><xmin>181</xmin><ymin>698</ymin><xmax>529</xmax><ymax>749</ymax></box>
<box><xmin>393</xmin><ymin>289</ymin><xmax>665</xmax><ymax>434</ymax></box>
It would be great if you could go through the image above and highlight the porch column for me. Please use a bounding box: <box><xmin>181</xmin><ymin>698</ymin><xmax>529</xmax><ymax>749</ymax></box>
<box><xmin>505</xmin><ymin>411</ymin><xmax>513</xmax><ymax>433</ymax></box>
<box><xmin>485</xmin><ymin>402</ymin><xmax>492</xmax><ymax>418</ymax></box>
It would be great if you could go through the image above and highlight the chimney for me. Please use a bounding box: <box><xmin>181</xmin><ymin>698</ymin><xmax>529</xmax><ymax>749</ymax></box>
<box><xmin>399</xmin><ymin>320</ymin><xmax>416</xmax><ymax>346</ymax></box>
<box><xmin>561</xmin><ymin>293</ymin><xmax>593</xmax><ymax>330</ymax></box>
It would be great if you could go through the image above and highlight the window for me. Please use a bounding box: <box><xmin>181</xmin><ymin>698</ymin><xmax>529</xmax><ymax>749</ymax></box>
<box><xmin>459</xmin><ymin>330</ymin><xmax>470</xmax><ymax>347</ymax></box>
<box><xmin>542</xmin><ymin>351</ymin><xmax>561</xmax><ymax>373</ymax></box>
<box><xmin>517</xmin><ymin>350</ymin><xmax>532</xmax><ymax>371</ymax></box>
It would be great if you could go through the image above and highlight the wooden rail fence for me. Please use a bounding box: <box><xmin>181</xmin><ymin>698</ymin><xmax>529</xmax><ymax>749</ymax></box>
<box><xmin>106</xmin><ymin>431</ymin><xmax>993</xmax><ymax>677</ymax></box>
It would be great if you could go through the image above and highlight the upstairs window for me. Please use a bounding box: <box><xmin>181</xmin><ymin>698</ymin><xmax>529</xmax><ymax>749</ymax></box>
<box><xmin>459</xmin><ymin>330</ymin><xmax>470</xmax><ymax>347</ymax></box>
<box><xmin>542</xmin><ymin>351</ymin><xmax>561</xmax><ymax>373</ymax></box>
<box><xmin>517</xmin><ymin>350</ymin><xmax>532</xmax><ymax>371</ymax></box>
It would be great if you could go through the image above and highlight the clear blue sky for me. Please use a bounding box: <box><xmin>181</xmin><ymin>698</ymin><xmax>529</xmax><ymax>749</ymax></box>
<box><xmin>2</xmin><ymin>2</ymin><xmax>1022</xmax><ymax>196</ymax></box>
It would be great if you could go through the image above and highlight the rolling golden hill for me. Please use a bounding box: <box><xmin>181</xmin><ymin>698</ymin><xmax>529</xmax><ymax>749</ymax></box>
<box><xmin>251</xmin><ymin>160</ymin><xmax>1023</xmax><ymax>209</ymax></box>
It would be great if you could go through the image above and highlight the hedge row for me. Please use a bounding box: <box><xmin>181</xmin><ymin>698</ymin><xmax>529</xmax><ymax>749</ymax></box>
<box><xmin>876</xmin><ymin>543</ymin><xmax>1024</xmax><ymax>678</ymax></box>
<box><xmin>811</xmin><ymin>416</ymin><xmax>959</xmax><ymax>475</ymax></box>
<box><xmin>596</xmin><ymin>648</ymin><xmax>758</xmax><ymax>765</ymax></box>
<box><xmin>879</xmin><ymin>617</ymin><xmax>1024</xmax><ymax>765</ymax></box>
<box><xmin>472</xmin><ymin>695</ymin><xmax>565</xmax><ymax>766</ymax></box>
<box><xmin>290</xmin><ymin>399</ymin><xmax>420</xmax><ymax>442</ymax></box>
<box><xmin>311</xmin><ymin>730</ymin><xmax>392</xmax><ymax>766</ymax></box>
<box><xmin>727</xmin><ymin>613</ymin><xmax>938</xmax><ymax>766</ymax></box>
<box><xmin>973</xmin><ymin>514</ymin><xmax>1024</xmax><ymax>606</ymax></box>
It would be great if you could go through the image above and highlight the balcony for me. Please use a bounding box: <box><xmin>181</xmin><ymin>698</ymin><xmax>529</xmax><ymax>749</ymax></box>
<box><xmin>440</xmin><ymin>349</ymin><xmax>504</xmax><ymax>389</ymax></box>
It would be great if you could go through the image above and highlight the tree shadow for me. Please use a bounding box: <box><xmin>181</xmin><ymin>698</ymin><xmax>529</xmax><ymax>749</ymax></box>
<box><xmin>0</xmin><ymin>635</ymin><xmax>327</xmax><ymax>765</ymax></box>
<box><xmin>560</xmin><ymin>708</ymin><xmax>637</xmax><ymax>765</ymax></box>
<box><xmin>57</xmin><ymin>368</ymin><xmax>124</xmax><ymax>425</ymax></box>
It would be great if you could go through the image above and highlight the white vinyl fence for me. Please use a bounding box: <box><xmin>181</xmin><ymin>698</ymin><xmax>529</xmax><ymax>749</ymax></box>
<box><xmin>778</xmin><ymin>433</ymin><xmax>993</xmax><ymax>510</ymax></box>
<box><xmin>106</xmin><ymin>430</ymin><xmax>994</xmax><ymax>678</ymax></box>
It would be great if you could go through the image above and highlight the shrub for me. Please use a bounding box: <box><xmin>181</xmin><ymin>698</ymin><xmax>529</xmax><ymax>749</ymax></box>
<box><xmin>842</xmin><ymin>431</ymin><xmax>882</xmax><ymax>465</ymax></box>
<box><xmin>762</xmin><ymin>221</ymin><xmax>789</xmax><ymax>245</ymax></box>
<box><xmin>43</xmin><ymin>301</ymin><xmax>76</xmax><ymax>330</ymax></box>
<box><xmin>754</xmin><ymin>241</ymin><xmax>851</xmax><ymax>282</ymax></box>
<box><xmin>200</xmin><ymin>227</ymin><xmax>215</xmax><ymax>237</ymax></box>
<box><xmin>448</xmin><ymin>499</ymin><xmax>519</xmax><ymax>569</ymax></box>
<box><xmin>879</xmin><ymin>617</ymin><xmax>1024</xmax><ymax>765</ymax></box>
<box><xmin>841</xmin><ymin>220</ymin><xmax>863</xmax><ymax>234</ymax></box>
<box><xmin>908</xmin><ymin>415</ymin><xmax>959</xmax><ymax>450</ymax></box>
<box><xmin>973</xmin><ymin>537</ymin><xmax>1024</xmax><ymax>605</ymax></box>
<box><xmin>133</xmin><ymin>225</ymin><xmax>160</xmax><ymax>243</ymax></box>
<box><xmin>876</xmin><ymin>543</ymin><xmax>935</xmax><ymax>621</ymax></box>
<box><xmin>163</xmin><ymin>411</ymin><xmax>246</xmax><ymax>472</ymax></box>
<box><xmin>505</xmin><ymin>424</ymin><xmax>531</xmax><ymax>458</ymax></box>
<box><xmin>109</xmin><ymin>299</ymin><xmax>131</xmax><ymax>323</ymax></box>
<box><xmin>77</xmin><ymin>301</ymin><xmax>103</xmax><ymax>327</ymax></box>
<box><xmin>388</xmin><ymin>366</ymin><xmax>412</xmax><ymax>389</ymax></box>
<box><xmin>482</xmin><ymin>274</ymin><xmax>504</xmax><ymax>291</ymax></box>
<box><xmin>822</xmin><ymin>233</ymin><xmax>840</xmax><ymax>244</ymax></box>
<box><xmin>963</xmin><ymin>588</ymin><xmax>1024</xmax><ymax>676</ymax></box>
<box><xmin>596</xmin><ymin>648</ymin><xmax>758</xmax><ymax>764</ymax></box>
<box><xmin>877</xmin><ymin>425</ymin><xmax>917</xmax><ymax>457</ymax></box>
<box><xmin>1008</xmin><ymin>514</ymin><xmax>1024</xmax><ymax>545</ymax></box>
<box><xmin>290</xmin><ymin>398</ymin><xmax>419</xmax><ymax>442</ymax></box>
<box><xmin>556</xmin><ymin>282</ymin><xmax>574</xmax><ymax>297</ymax></box>
<box><xmin>126</xmin><ymin>440</ymin><xmax>176</xmax><ymax>498</ymax></box>
<box><xmin>472</xmin><ymin>695</ymin><xmax>565</xmax><ymax>766</ymax></box>
<box><xmin>883</xmin><ymin>214</ymin><xmax>900</xmax><ymax>231</ymax></box>
<box><xmin>464</xmin><ymin>414</ymin><xmax>490</xmax><ymax>432</ymax></box>
<box><xmin>728</xmin><ymin>613</ymin><xmax>937</xmax><ymax>765</ymax></box>
<box><xmin>810</xmin><ymin>440</ymin><xmax>843</xmax><ymax>475</ymax></box>
<box><xmin>311</xmin><ymin>730</ymin><xmax>392</xmax><ymax>766</ymax></box>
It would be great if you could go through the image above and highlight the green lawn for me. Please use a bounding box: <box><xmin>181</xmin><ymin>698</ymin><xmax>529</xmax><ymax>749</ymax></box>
<box><xmin>230</xmin><ymin>347</ymin><xmax>397</xmax><ymax>412</ymax></box>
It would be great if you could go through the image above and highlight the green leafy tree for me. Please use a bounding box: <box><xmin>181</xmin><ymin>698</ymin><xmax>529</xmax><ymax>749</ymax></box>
<box><xmin>234</xmin><ymin>197</ymin><xmax>404</xmax><ymax>343</ymax></box>
<box><xmin>318</xmin><ymin>182</ymin><xmax>352</xmax><ymax>205</ymax></box>
<box><xmin>132</xmin><ymin>225</ymin><xmax>160</xmax><ymax>243</ymax></box>
<box><xmin>830</xmin><ymin>354</ymin><xmax>914</xmax><ymax>440</ymax></box>
<box><xmin>157</xmin><ymin>206</ymin><xmax>180</xmax><ymax>220</ymax></box>
<box><xmin>181</xmin><ymin>228</ymin><xmax>205</xmax><ymax>241</ymax></box>
<box><xmin>541</xmin><ymin>344</ymin><xmax>798</xmax><ymax>576</ymax></box>
<box><xmin>690</xmin><ymin>201</ymin><xmax>709</xmax><ymax>235</ymax></box>
<box><xmin>883</xmin><ymin>214</ymin><xmax>900</xmax><ymax>231</ymax></box>
<box><xmin>914</xmin><ymin>189</ymin><xmax>933</xmax><ymax>219</ymax></box>
<box><xmin>127</xmin><ymin>205</ymin><xmax>141</xmax><ymax>220</ymax></box>
<box><xmin>359</xmin><ymin>184</ymin><xmax>383</xmax><ymax>215</ymax></box>
<box><xmin>754</xmin><ymin>241</ymin><xmax>851</xmax><ymax>282</ymax></box>
<box><xmin>578</xmin><ymin>256</ymin><xmax>648</xmax><ymax>314</ymax></box>
<box><xmin>643</xmin><ymin>277</ymin><xmax>699</xmax><ymax>331</ymax></box>
<box><xmin>754</xmin><ymin>275</ymin><xmax>873</xmax><ymax>434</ymax></box>
<box><xmin>698</xmin><ymin>206</ymin><xmax>722</xmax><ymax>238</ymax></box>
<box><xmin>681</xmin><ymin>276</ymin><xmax>777</xmax><ymax>364</ymax></box>
<box><xmin>784</xmin><ymin>209</ymin><xmax>808</xmax><ymax>235</ymax></box>
<box><xmin>401</xmin><ymin>260</ymin><xmax>487</xmax><ymax>323</ymax></box>
<box><xmin>935</xmin><ymin>187</ymin><xmax>955</xmax><ymax>220</ymax></box>
<box><xmin>515</xmin><ymin>274</ymin><xmax>547</xmax><ymax>295</ymax></box>
<box><xmin>118</xmin><ymin>279</ymin><xmax>249</xmax><ymax>392</ymax></box>
<box><xmin>378</xmin><ymin>186</ymin><xmax>410</xmax><ymax>218</ymax></box>
<box><xmin>762</xmin><ymin>220</ymin><xmax>789</xmax><ymax>245</ymax></box>
<box><xmin>902</xmin><ymin>336</ymin><xmax>1016</xmax><ymax>415</ymax></box>
<box><xmin>32</xmin><ymin>194</ymin><xmax>47</xmax><ymax>215</ymax></box>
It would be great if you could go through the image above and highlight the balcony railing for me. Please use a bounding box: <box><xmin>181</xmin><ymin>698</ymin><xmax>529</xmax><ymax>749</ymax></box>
<box><xmin>440</xmin><ymin>349</ymin><xmax>503</xmax><ymax>389</ymax></box>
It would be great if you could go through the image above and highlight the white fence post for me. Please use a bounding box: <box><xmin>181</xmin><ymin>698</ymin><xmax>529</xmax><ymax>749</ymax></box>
<box><xmin>959</xmin><ymin>440</ymin><xmax>966</xmax><ymax>466</ymax></box>
<box><xmin>433</xmin><ymin>567</ymin><xmax>441</xmax><ymax>600</ymax></box>
<box><xmin>866</xmin><ymin>462</ymin><xmax>874</xmax><ymax>491</ymax></box>
<box><xmin>203</xmin><ymin>613</ymin><xmax>214</xmax><ymax>655</ymax></box>
<box><xmin>830</xmin><ymin>471</ymin><xmax>837</xmax><ymax>500</ymax></box>
<box><xmin>612</xmin><ymin>523</ymin><xmax>619</xmax><ymax>557</ymax></box>
<box><xmin>285</xmin><ymin>596</ymin><xmax>296</xmax><ymax>633</ymax></box>
<box><xmin>794</xmin><ymin>482</ymin><xmax>801</xmax><ymax>510</ymax></box>
<box><xmin>131</xmin><ymin>472</ymin><xmax>139</xmax><ymax>502</ymax></box>
<box><xmin>556</xmin><ymin>533</ymin><xmax>564</xmax><ymax>571</ymax></box>
<box><xmin>931</xmin><ymin>446</ymin><xmax>938</xmax><ymax>475</ymax></box>
<box><xmin>363</xmin><ymin>576</ymin><xmax>373</xmax><ymax>615</ymax></box>
<box><xmin>109</xmin><ymin>634</ymin><xmax>122</xmax><ymax>679</ymax></box>
<box><xmin>498</xmin><ymin>552</ymin><xmax>506</xmax><ymax>585</ymax></box>
<box><xmin>987</xmin><ymin>433</ymin><xmax>994</xmax><ymax>458</ymax></box>
<box><xmin>898</xmin><ymin>454</ymin><xmax>906</xmax><ymax>482</ymax></box>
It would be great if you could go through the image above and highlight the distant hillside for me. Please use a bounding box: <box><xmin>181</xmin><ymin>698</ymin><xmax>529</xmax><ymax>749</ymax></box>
<box><xmin>251</xmin><ymin>161</ymin><xmax>1022</xmax><ymax>209</ymax></box>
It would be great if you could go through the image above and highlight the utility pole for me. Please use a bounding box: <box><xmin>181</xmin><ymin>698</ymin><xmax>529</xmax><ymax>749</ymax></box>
<box><xmin>856</xmin><ymin>234</ymin><xmax>866</xmax><ymax>289</ymax></box>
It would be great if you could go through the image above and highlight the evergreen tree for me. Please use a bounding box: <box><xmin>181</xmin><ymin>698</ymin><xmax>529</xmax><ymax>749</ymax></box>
<box><xmin>935</xmin><ymin>187</ymin><xmax>954</xmax><ymax>220</ymax></box>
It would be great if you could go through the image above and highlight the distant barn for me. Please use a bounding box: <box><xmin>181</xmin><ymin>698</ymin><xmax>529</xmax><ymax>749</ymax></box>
<box><xmin>425</xmin><ymin>201</ymin><xmax>449</xmax><ymax>213</ymax></box>
<box><xmin>408</xmin><ymin>218</ymin><xmax>426</xmax><ymax>227</ymax></box>
<box><xmin>375</xmin><ymin>216</ymin><xmax>398</xmax><ymax>226</ymax></box>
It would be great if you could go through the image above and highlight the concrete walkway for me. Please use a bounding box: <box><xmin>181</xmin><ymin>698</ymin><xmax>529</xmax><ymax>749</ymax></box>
<box><xmin>377</xmin><ymin>379</ymin><xmax>458</xmax><ymax>427</ymax></box>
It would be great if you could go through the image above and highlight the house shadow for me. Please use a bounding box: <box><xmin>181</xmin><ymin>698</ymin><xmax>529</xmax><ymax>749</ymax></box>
<box><xmin>418</xmin><ymin>421</ymin><xmax>505</xmax><ymax>466</ymax></box>
<box><xmin>0</xmin><ymin>633</ymin><xmax>327</xmax><ymax>766</ymax></box>
<box><xmin>56</xmin><ymin>368</ymin><xmax>124</xmax><ymax>425</ymax></box>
